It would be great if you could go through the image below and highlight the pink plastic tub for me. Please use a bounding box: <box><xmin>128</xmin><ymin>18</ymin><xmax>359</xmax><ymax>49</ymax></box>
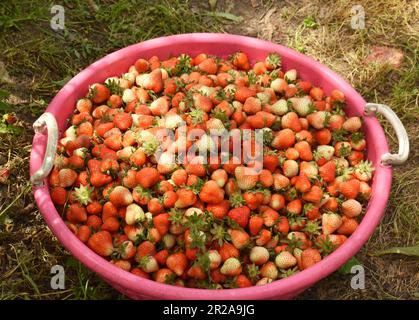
<box><xmin>30</xmin><ymin>33</ymin><xmax>409</xmax><ymax>299</ymax></box>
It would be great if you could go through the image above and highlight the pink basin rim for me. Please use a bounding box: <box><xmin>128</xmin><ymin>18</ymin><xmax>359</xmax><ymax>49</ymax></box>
<box><xmin>30</xmin><ymin>33</ymin><xmax>392</xmax><ymax>300</ymax></box>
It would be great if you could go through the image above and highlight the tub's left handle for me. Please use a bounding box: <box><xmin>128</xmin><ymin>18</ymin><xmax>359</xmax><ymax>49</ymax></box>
<box><xmin>365</xmin><ymin>103</ymin><xmax>409</xmax><ymax>166</ymax></box>
<box><xmin>30</xmin><ymin>112</ymin><xmax>59</xmax><ymax>186</ymax></box>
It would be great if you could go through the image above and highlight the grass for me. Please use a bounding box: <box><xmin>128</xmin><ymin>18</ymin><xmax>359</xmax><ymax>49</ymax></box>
<box><xmin>0</xmin><ymin>0</ymin><xmax>418</xmax><ymax>300</ymax></box>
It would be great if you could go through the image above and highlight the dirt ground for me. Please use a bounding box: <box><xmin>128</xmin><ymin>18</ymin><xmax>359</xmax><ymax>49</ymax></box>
<box><xmin>0</xmin><ymin>0</ymin><xmax>418</xmax><ymax>299</ymax></box>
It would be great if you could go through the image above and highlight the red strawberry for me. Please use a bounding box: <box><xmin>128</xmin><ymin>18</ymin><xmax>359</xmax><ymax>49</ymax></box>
<box><xmin>218</xmin><ymin>242</ymin><xmax>240</xmax><ymax>262</ymax></box>
<box><xmin>337</xmin><ymin>216</ymin><xmax>358</xmax><ymax>235</ymax></box>
<box><xmin>87</xmin><ymin>231</ymin><xmax>114</xmax><ymax>257</ymax></box>
<box><xmin>175</xmin><ymin>189</ymin><xmax>197</xmax><ymax>208</ymax></box>
<box><xmin>153</xmin><ymin>213</ymin><xmax>170</xmax><ymax>236</ymax></box>
<box><xmin>295</xmin><ymin>173</ymin><xmax>311</xmax><ymax>193</ymax></box>
<box><xmin>260</xmin><ymin>206</ymin><xmax>279</xmax><ymax>227</ymax></box>
<box><xmin>287</xmin><ymin>199</ymin><xmax>302</xmax><ymax>215</ymax></box>
<box><xmin>235</xmin><ymin>86</ymin><xmax>256</xmax><ymax>103</ymax></box>
<box><xmin>199</xmin><ymin>180</ymin><xmax>225</xmax><ymax>204</ymax></box>
<box><xmin>234</xmin><ymin>166</ymin><xmax>259</xmax><ymax>190</ymax></box>
<box><xmin>228</xmin><ymin>229</ymin><xmax>250</xmax><ymax>249</ymax></box>
<box><xmin>281</xmin><ymin>112</ymin><xmax>302</xmax><ymax>132</ymax></box>
<box><xmin>50</xmin><ymin>187</ymin><xmax>67</xmax><ymax>205</ymax></box>
<box><xmin>66</xmin><ymin>203</ymin><xmax>87</xmax><ymax>223</ymax></box>
<box><xmin>302</xmin><ymin>185</ymin><xmax>323</xmax><ymax>203</ymax></box>
<box><xmin>89</xmin><ymin>83</ymin><xmax>110</xmax><ymax>104</ymax></box>
<box><xmin>166</xmin><ymin>252</ymin><xmax>188</xmax><ymax>276</ymax></box>
<box><xmin>102</xmin><ymin>216</ymin><xmax>120</xmax><ymax>232</ymax></box>
<box><xmin>339</xmin><ymin>178</ymin><xmax>360</xmax><ymax>199</ymax></box>
<box><xmin>228</xmin><ymin>206</ymin><xmax>251</xmax><ymax>228</ymax></box>
<box><xmin>197</xmin><ymin>57</ymin><xmax>218</xmax><ymax>74</ymax></box>
<box><xmin>301</xmin><ymin>248</ymin><xmax>321</xmax><ymax>270</ymax></box>
<box><xmin>243</xmin><ymin>97</ymin><xmax>262</xmax><ymax>114</ymax></box>
<box><xmin>272</xmin><ymin>129</ymin><xmax>295</xmax><ymax>149</ymax></box>
<box><xmin>58</xmin><ymin>168</ymin><xmax>78</xmax><ymax>188</ymax></box>
<box><xmin>319</xmin><ymin>160</ymin><xmax>336</xmax><ymax>182</ymax></box>
<box><xmin>109</xmin><ymin>186</ymin><xmax>133</xmax><ymax>207</ymax></box>
<box><xmin>294</xmin><ymin>141</ymin><xmax>313</xmax><ymax>161</ymax></box>
<box><xmin>322</xmin><ymin>212</ymin><xmax>343</xmax><ymax>235</ymax></box>
<box><xmin>263</xmin><ymin>154</ymin><xmax>279</xmax><ymax>172</ymax></box>
<box><xmin>113</xmin><ymin>112</ymin><xmax>133</xmax><ymax>131</ymax></box>
<box><xmin>249</xmin><ymin>216</ymin><xmax>264</xmax><ymax>236</ymax></box>
<box><xmin>136</xmin><ymin>167</ymin><xmax>160</xmax><ymax>188</ymax></box>
<box><xmin>134</xmin><ymin>58</ymin><xmax>149</xmax><ymax>73</ymax></box>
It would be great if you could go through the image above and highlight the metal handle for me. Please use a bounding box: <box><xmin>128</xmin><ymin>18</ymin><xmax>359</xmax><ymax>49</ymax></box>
<box><xmin>365</xmin><ymin>103</ymin><xmax>409</xmax><ymax>166</ymax></box>
<box><xmin>30</xmin><ymin>112</ymin><xmax>59</xmax><ymax>186</ymax></box>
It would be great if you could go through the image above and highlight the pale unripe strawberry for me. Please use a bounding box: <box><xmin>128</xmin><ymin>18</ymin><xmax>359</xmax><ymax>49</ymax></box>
<box><xmin>256</xmin><ymin>92</ymin><xmax>271</xmax><ymax>105</ymax></box>
<box><xmin>122</xmin><ymin>72</ymin><xmax>136</xmax><ymax>83</ymax></box>
<box><xmin>284</xmin><ymin>69</ymin><xmax>297</xmax><ymax>83</ymax></box>
<box><xmin>315</xmin><ymin>145</ymin><xmax>335</xmax><ymax>161</ymax></box>
<box><xmin>164</xmin><ymin>114</ymin><xmax>184</xmax><ymax>129</ymax></box>
<box><xmin>300</xmin><ymin>161</ymin><xmax>319</xmax><ymax>178</ymax></box>
<box><xmin>207</xmin><ymin>118</ymin><xmax>225</xmax><ymax>130</ymax></box>
<box><xmin>342</xmin><ymin>117</ymin><xmax>362</xmax><ymax>132</ymax></box>
<box><xmin>256</xmin><ymin>277</ymin><xmax>273</xmax><ymax>286</ymax></box>
<box><xmin>141</xmin><ymin>256</ymin><xmax>159</xmax><ymax>273</ymax></box>
<box><xmin>235</xmin><ymin>166</ymin><xmax>259</xmax><ymax>190</ymax></box>
<box><xmin>122</xmin><ymin>88</ymin><xmax>135</xmax><ymax>104</ymax></box>
<box><xmin>307</xmin><ymin>111</ymin><xmax>329</xmax><ymax>129</ymax></box>
<box><xmin>135</xmin><ymin>73</ymin><xmax>148</xmax><ymax>86</ymax></box>
<box><xmin>260</xmin><ymin>261</ymin><xmax>278</xmax><ymax>279</ymax></box>
<box><xmin>125</xmin><ymin>204</ymin><xmax>145</xmax><ymax>225</ymax></box>
<box><xmin>162</xmin><ymin>234</ymin><xmax>176</xmax><ymax>249</ymax></box>
<box><xmin>275</xmin><ymin>251</ymin><xmax>297</xmax><ymax>269</ymax></box>
<box><xmin>109</xmin><ymin>186</ymin><xmax>133</xmax><ymax>207</ymax></box>
<box><xmin>211</xmin><ymin>169</ymin><xmax>228</xmax><ymax>188</ymax></box>
<box><xmin>289</xmin><ymin>96</ymin><xmax>313</xmax><ymax>116</ymax></box>
<box><xmin>270</xmin><ymin>99</ymin><xmax>288</xmax><ymax>115</ymax></box>
<box><xmin>208</xmin><ymin>250</ymin><xmax>222</xmax><ymax>270</ymax></box>
<box><xmin>322</xmin><ymin>212</ymin><xmax>343</xmax><ymax>235</ymax></box>
<box><xmin>270</xmin><ymin>77</ymin><xmax>286</xmax><ymax>92</ymax></box>
<box><xmin>220</xmin><ymin>257</ymin><xmax>242</xmax><ymax>276</ymax></box>
<box><xmin>249</xmin><ymin>246</ymin><xmax>270</xmax><ymax>265</ymax></box>
<box><xmin>341</xmin><ymin>199</ymin><xmax>363</xmax><ymax>217</ymax></box>
<box><xmin>117</xmin><ymin>146</ymin><xmax>135</xmax><ymax>161</ymax></box>
<box><xmin>185</xmin><ymin>207</ymin><xmax>204</xmax><ymax>217</ymax></box>
<box><xmin>283</xmin><ymin>159</ymin><xmax>299</xmax><ymax>177</ymax></box>
<box><xmin>196</xmin><ymin>134</ymin><xmax>216</xmax><ymax>152</ymax></box>
<box><xmin>125</xmin><ymin>226</ymin><xmax>144</xmax><ymax>242</ymax></box>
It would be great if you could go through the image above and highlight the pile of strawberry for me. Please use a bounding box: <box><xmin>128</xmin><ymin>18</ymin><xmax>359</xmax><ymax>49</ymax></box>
<box><xmin>48</xmin><ymin>51</ymin><xmax>374</xmax><ymax>288</ymax></box>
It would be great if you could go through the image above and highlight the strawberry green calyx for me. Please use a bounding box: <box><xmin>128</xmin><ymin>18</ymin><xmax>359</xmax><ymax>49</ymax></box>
<box><xmin>74</xmin><ymin>184</ymin><xmax>93</xmax><ymax>206</ymax></box>
<box><xmin>230</xmin><ymin>192</ymin><xmax>245</xmax><ymax>208</ymax></box>
<box><xmin>266</xmin><ymin>52</ymin><xmax>281</xmax><ymax>69</ymax></box>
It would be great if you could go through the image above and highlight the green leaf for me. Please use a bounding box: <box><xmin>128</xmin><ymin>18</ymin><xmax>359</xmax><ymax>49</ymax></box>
<box><xmin>0</xmin><ymin>101</ymin><xmax>13</xmax><ymax>111</ymax></box>
<box><xmin>0</xmin><ymin>89</ymin><xmax>10</xmax><ymax>99</ymax></box>
<box><xmin>0</xmin><ymin>123</ymin><xmax>23</xmax><ymax>135</ymax></box>
<box><xmin>207</xmin><ymin>11</ymin><xmax>243</xmax><ymax>23</ymax></box>
<box><xmin>338</xmin><ymin>257</ymin><xmax>361</xmax><ymax>274</ymax></box>
<box><xmin>372</xmin><ymin>246</ymin><xmax>419</xmax><ymax>257</ymax></box>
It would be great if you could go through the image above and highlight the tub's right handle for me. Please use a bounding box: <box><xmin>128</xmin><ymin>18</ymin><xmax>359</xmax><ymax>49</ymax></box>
<box><xmin>364</xmin><ymin>103</ymin><xmax>409</xmax><ymax>166</ymax></box>
<box><xmin>30</xmin><ymin>112</ymin><xmax>59</xmax><ymax>186</ymax></box>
